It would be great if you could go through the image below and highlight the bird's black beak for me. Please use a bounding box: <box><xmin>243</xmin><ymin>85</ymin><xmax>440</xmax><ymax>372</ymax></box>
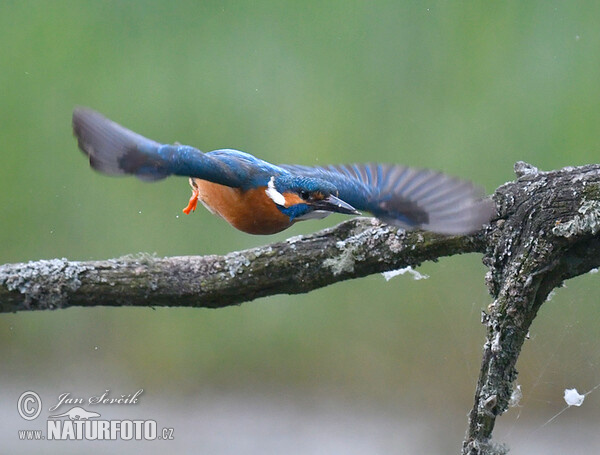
<box><xmin>313</xmin><ymin>195</ymin><xmax>361</xmax><ymax>215</ymax></box>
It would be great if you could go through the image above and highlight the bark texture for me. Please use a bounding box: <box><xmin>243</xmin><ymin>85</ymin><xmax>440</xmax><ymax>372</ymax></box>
<box><xmin>0</xmin><ymin>218</ymin><xmax>481</xmax><ymax>312</ymax></box>
<box><xmin>1</xmin><ymin>162</ymin><xmax>599</xmax><ymax>454</ymax></box>
<box><xmin>464</xmin><ymin>162</ymin><xmax>600</xmax><ymax>454</ymax></box>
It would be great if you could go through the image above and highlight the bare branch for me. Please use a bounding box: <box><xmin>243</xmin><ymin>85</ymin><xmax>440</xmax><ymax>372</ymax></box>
<box><xmin>0</xmin><ymin>218</ymin><xmax>482</xmax><ymax>313</ymax></box>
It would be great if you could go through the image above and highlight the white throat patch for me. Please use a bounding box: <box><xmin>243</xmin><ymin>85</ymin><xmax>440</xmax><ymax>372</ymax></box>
<box><xmin>266</xmin><ymin>176</ymin><xmax>286</xmax><ymax>206</ymax></box>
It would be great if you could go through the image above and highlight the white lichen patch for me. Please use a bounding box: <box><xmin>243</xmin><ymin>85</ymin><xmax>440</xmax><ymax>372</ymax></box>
<box><xmin>318</xmin><ymin>219</ymin><xmax>411</xmax><ymax>276</ymax></box>
<box><xmin>491</xmin><ymin>331</ymin><xmax>502</xmax><ymax>353</ymax></box>
<box><xmin>224</xmin><ymin>252</ymin><xmax>252</xmax><ymax>278</ymax></box>
<box><xmin>122</xmin><ymin>252</ymin><xmax>158</xmax><ymax>264</ymax></box>
<box><xmin>514</xmin><ymin>161</ymin><xmax>540</xmax><ymax>177</ymax></box>
<box><xmin>382</xmin><ymin>266</ymin><xmax>429</xmax><ymax>281</ymax></box>
<box><xmin>552</xmin><ymin>200</ymin><xmax>600</xmax><ymax>238</ymax></box>
<box><xmin>323</xmin><ymin>248</ymin><xmax>356</xmax><ymax>275</ymax></box>
<box><xmin>323</xmin><ymin>230</ymin><xmax>372</xmax><ymax>275</ymax></box>
<box><xmin>0</xmin><ymin>258</ymin><xmax>89</xmax><ymax>308</ymax></box>
<box><xmin>285</xmin><ymin>235</ymin><xmax>305</xmax><ymax>244</ymax></box>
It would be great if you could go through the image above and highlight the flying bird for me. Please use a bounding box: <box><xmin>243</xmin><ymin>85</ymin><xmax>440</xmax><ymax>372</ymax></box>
<box><xmin>72</xmin><ymin>108</ymin><xmax>492</xmax><ymax>235</ymax></box>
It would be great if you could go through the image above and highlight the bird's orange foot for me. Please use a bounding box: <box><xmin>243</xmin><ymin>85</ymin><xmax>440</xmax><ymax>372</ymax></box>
<box><xmin>183</xmin><ymin>187</ymin><xmax>200</xmax><ymax>214</ymax></box>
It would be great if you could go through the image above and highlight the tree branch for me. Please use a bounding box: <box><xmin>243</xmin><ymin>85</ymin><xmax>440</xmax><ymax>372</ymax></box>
<box><xmin>0</xmin><ymin>217</ymin><xmax>482</xmax><ymax>312</ymax></box>
<box><xmin>463</xmin><ymin>162</ymin><xmax>600</xmax><ymax>455</ymax></box>
<box><xmin>1</xmin><ymin>162</ymin><xmax>599</xmax><ymax>454</ymax></box>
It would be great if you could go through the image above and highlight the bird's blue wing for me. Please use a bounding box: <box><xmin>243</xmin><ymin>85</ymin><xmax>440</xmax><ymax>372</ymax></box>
<box><xmin>73</xmin><ymin>108</ymin><xmax>284</xmax><ymax>189</ymax></box>
<box><xmin>279</xmin><ymin>163</ymin><xmax>492</xmax><ymax>234</ymax></box>
<box><xmin>201</xmin><ymin>149</ymin><xmax>287</xmax><ymax>189</ymax></box>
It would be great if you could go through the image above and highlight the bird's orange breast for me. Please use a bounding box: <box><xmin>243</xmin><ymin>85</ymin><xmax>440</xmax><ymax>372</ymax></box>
<box><xmin>192</xmin><ymin>178</ymin><xmax>293</xmax><ymax>235</ymax></box>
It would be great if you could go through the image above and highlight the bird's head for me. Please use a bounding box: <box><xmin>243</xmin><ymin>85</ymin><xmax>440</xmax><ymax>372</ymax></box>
<box><xmin>266</xmin><ymin>175</ymin><xmax>359</xmax><ymax>221</ymax></box>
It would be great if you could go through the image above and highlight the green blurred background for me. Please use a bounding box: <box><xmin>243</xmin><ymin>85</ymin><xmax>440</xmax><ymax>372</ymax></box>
<box><xmin>1</xmin><ymin>1</ymin><xmax>600</xmax><ymax>453</ymax></box>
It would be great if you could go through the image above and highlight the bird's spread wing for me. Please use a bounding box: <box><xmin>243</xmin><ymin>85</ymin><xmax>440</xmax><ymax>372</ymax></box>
<box><xmin>279</xmin><ymin>163</ymin><xmax>493</xmax><ymax>234</ymax></box>
<box><xmin>73</xmin><ymin>108</ymin><xmax>492</xmax><ymax>234</ymax></box>
<box><xmin>73</xmin><ymin>108</ymin><xmax>283</xmax><ymax>189</ymax></box>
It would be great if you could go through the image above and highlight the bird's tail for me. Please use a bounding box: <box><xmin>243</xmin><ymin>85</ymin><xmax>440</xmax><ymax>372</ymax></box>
<box><xmin>72</xmin><ymin>108</ymin><xmax>172</xmax><ymax>181</ymax></box>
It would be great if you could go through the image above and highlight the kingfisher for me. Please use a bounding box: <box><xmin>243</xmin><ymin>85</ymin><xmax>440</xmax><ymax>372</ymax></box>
<box><xmin>72</xmin><ymin>108</ymin><xmax>492</xmax><ymax>235</ymax></box>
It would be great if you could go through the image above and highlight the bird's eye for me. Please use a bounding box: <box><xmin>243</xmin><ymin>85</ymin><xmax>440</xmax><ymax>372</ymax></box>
<box><xmin>300</xmin><ymin>191</ymin><xmax>310</xmax><ymax>201</ymax></box>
